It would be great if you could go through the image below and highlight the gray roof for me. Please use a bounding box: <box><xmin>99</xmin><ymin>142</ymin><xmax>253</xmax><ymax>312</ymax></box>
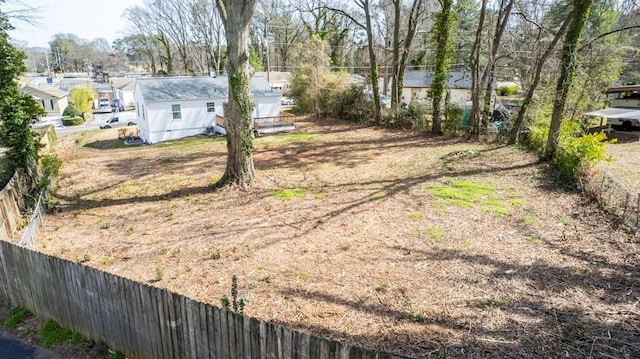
<box><xmin>403</xmin><ymin>70</ymin><xmax>494</xmax><ymax>89</ymax></box>
<box><xmin>136</xmin><ymin>76</ymin><xmax>280</xmax><ymax>102</ymax></box>
<box><xmin>21</xmin><ymin>84</ymin><xmax>68</xmax><ymax>99</ymax></box>
<box><xmin>111</xmin><ymin>77</ymin><xmax>137</xmax><ymax>91</ymax></box>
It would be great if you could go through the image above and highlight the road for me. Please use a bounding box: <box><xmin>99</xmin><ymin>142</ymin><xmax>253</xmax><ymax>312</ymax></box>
<box><xmin>33</xmin><ymin>111</ymin><xmax>135</xmax><ymax>137</ymax></box>
<box><xmin>0</xmin><ymin>329</ymin><xmax>56</xmax><ymax>359</ymax></box>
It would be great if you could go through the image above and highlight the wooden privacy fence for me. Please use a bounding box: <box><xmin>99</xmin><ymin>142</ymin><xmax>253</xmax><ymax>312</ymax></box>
<box><xmin>0</xmin><ymin>239</ymin><xmax>403</xmax><ymax>359</ymax></box>
<box><xmin>0</xmin><ymin>172</ymin><xmax>25</xmax><ymax>240</ymax></box>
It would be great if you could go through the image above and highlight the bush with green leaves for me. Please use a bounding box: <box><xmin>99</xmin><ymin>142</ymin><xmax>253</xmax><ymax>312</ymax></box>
<box><xmin>443</xmin><ymin>104</ymin><xmax>465</xmax><ymax>135</ymax></box>
<box><xmin>62</xmin><ymin>116</ymin><xmax>85</xmax><ymax>126</ymax></box>
<box><xmin>389</xmin><ymin>102</ymin><xmax>429</xmax><ymax>130</ymax></box>
<box><xmin>63</xmin><ymin>103</ymin><xmax>81</xmax><ymax>117</ymax></box>
<box><xmin>527</xmin><ymin>118</ymin><xmax>611</xmax><ymax>182</ymax></box>
<box><xmin>319</xmin><ymin>84</ymin><xmax>374</xmax><ymax>124</ymax></box>
<box><xmin>497</xmin><ymin>85</ymin><xmax>519</xmax><ymax>96</ymax></box>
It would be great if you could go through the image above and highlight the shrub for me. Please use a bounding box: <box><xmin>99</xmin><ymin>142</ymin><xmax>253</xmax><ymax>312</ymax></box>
<box><xmin>38</xmin><ymin>154</ymin><xmax>62</xmax><ymax>189</ymax></box>
<box><xmin>62</xmin><ymin>116</ymin><xmax>84</xmax><ymax>126</ymax></box>
<box><xmin>319</xmin><ymin>84</ymin><xmax>374</xmax><ymax>123</ymax></box>
<box><xmin>527</xmin><ymin>118</ymin><xmax>612</xmax><ymax>182</ymax></box>
<box><xmin>443</xmin><ymin>104</ymin><xmax>465</xmax><ymax>135</ymax></box>
<box><xmin>389</xmin><ymin>102</ymin><xmax>429</xmax><ymax>130</ymax></box>
<box><xmin>497</xmin><ymin>85</ymin><xmax>518</xmax><ymax>96</ymax></box>
<box><xmin>62</xmin><ymin>104</ymin><xmax>81</xmax><ymax>117</ymax></box>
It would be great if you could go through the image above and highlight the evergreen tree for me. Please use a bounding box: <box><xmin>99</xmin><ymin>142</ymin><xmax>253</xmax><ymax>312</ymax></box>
<box><xmin>0</xmin><ymin>14</ymin><xmax>45</xmax><ymax>186</ymax></box>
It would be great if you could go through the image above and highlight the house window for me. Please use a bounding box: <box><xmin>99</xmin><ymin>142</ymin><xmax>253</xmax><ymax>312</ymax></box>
<box><xmin>206</xmin><ymin>102</ymin><xmax>215</xmax><ymax>113</ymax></box>
<box><xmin>172</xmin><ymin>104</ymin><xmax>181</xmax><ymax>119</ymax></box>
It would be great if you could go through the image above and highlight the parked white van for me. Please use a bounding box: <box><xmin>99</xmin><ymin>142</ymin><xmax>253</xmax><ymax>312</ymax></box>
<box><xmin>99</xmin><ymin>112</ymin><xmax>137</xmax><ymax>129</ymax></box>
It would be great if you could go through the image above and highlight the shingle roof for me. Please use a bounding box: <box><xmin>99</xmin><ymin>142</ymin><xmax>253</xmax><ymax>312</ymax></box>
<box><xmin>21</xmin><ymin>84</ymin><xmax>68</xmax><ymax>99</ymax></box>
<box><xmin>136</xmin><ymin>76</ymin><xmax>279</xmax><ymax>102</ymax></box>
<box><xmin>111</xmin><ymin>77</ymin><xmax>137</xmax><ymax>91</ymax></box>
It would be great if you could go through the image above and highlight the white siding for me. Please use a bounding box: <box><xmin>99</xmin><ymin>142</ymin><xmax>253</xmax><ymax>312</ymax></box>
<box><xmin>145</xmin><ymin>99</ymin><xmax>224</xmax><ymax>144</ymax></box>
<box><xmin>253</xmin><ymin>95</ymin><xmax>281</xmax><ymax>118</ymax></box>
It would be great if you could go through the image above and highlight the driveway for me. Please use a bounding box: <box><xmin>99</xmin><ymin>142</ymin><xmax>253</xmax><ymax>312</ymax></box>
<box><xmin>0</xmin><ymin>329</ymin><xmax>56</xmax><ymax>359</ymax></box>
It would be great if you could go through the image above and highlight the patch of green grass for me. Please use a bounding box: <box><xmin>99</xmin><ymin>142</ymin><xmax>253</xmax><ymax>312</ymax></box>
<box><xmin>272</xmin><ymin>187</ymin><xmax>307</xmax><ymax>200</ymax></box>
<box><xmin>100</xmin><ymin>222</ymin><xmax>110</xmax><ymax>229</ymax></box>
<box><xmin>427</xmin><ymin>179</ymin><xmax>496</xmax><ymax>207</ymax></box>
<box><xmin>425</xmin><ymin>226</ymin><xmax>443</xmax><ymax>242</ymax></box>
<box><xmin>462</xmin><ymin>239</ymin><xmax>472</xmax><ymax>247</ymax></box>
<box><xmin>299</xmin><ymin>273</ymin><xmax>310</xmax><ymax>281</ymax></box>
<box><xmin>39</xmin><ymin>319</ymin><xmax>85</xmax><ymax>347</ymax></box>
<box><xmin>107</xmin><ymin>351</ymin><xmax>126</xmax><ymax>359</ymax></box>
<box><xmin>520</xmin><ymin>217</ymin><xmax>538</xmax><ymax>225</ymax></box>
<box><xmin>441</xmin><ymin>247</ymin><xmax>453</xmax><ymax>253</ymax></box>
<box><xmin>155</xmin><ymin>136</ymin><xmax>210</xmax><ymax>150</ymax></box>
<box><xmin>407</xmin><ymin>211</ymin><xmax>423</xmax><ymax>219</ymax></box>
<box><xmin>481</xmin><ymin>202</ymin><xmax>510</xmax><ymax>217</ymax></box>
<box><xmin>4</xmin><ymin>307</ymin><xmax>31</xmax><ymax>328</ymax></box>
<box><xmin>160</xmin><ymin>246</ymin><xmax>169</xmax><ymax>255</ymax></box>
<box><xmin>509</xmin><ymin>199</ymin><xmax>525</xmax><ymax>207</ymax></box>
<box><xmin>375</xmin><ymin>283</ymin><xmax>388</xmax><ymax>293</ymax></box>
<box><xmin>529</xmin><ymin>236</ymin><xmax>542</xmax><ymax>244</ymax></box>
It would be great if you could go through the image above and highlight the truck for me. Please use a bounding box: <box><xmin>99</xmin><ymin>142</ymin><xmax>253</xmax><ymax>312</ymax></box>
<box><xmin>99</xmin><ymin>113</ymin><xmax>137</xmax><ymax>129</ymax></box>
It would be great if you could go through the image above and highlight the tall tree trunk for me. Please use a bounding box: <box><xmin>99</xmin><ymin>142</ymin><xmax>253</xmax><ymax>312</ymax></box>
<box><xmin>431</xmin><ymin>0</ymin><xmax>456</xmax><ymax>135</ymax></box>
<box><xmin>361</xmin><ymin>0</ymin><xmax>383</xmax><ymax>124</ymax></box>
<box><xmin>480</xmin><ymin>0</ymin><xmax>514</xmax><ymax>131</ymax></box>
<box><xmin>216</xmin><ymin>0</ymin><xmax>259</xmax><ymax>188</ymax></box>
<box><xmin>507</xmin><ymin>16</ymin><xmax>572</xmax><ymax>144</ymax></box>
<box><xmin>468</xmin><ymin>0</ymin><xmax>488</xmax><ymax>139</ymax></box>
<box><xmin>544</xmin><ymin>0</ymin><xmax>593</xmax><ymax>160</ymax></box>
<box><xmin>391</xmin><ymin>0</ymin><xmax>401</xmax><ymax>109</ymax></box>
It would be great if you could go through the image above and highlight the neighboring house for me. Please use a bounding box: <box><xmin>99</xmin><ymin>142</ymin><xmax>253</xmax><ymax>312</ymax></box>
<box><xmin>254</xmin><ymin>71</ymin><xmax>291</xmax><ymax>94</ymax></box>
<box><xmin>400</xmin><ymin>70</ymin><xmax>497</xmax><ymax>109</ymax></box>
<box><xmin>21</xmin><ymin>83</ymin><xmax>69</xmax><ymax>116</ymax></box>
<box><xmin>134</xmin><ymin>76</ymin><xmax>282</xmax><ymax>144</ymax></box>
<box><xmin>111</xmin><ymin>77</ymin><xmax>137</xmax><ymax>109</ymax></box>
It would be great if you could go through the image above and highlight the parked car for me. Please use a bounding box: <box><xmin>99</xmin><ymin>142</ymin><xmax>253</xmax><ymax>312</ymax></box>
<box><xmin>99</xmin><ymin>113</ymin><xmax>137</xmax><ymax>129</ymax></box>
<box><xmin>281</xmin><ymin>97</ymin><xmax>295</xmax><ymax>105</ymax></box>
<box><xmin>111</xmin><ymin>99</ymin><xmax>125</xmax><ymax>112</ymax></box>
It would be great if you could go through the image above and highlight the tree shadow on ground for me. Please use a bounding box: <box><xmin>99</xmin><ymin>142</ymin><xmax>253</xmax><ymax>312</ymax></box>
<box><xmin>277</xmin><ymin>240</ymin><xmax>640</xmax><ymax>358</ymax></box>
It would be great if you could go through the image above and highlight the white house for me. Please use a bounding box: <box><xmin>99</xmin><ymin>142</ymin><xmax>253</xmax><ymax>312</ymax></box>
<box><xmin>400</xmin><ymin>70</ymin><xmax>497</xmax><ymax>109</ymax></box>
<box><xmin>134</xmin><ymin>76</ymin><xmax>281</xmax><ymax>144</ymax></box>
<box><xmin>111</xmin><ymin>78</ymin><xmax>137</xmax><ymax>109</ymax></box>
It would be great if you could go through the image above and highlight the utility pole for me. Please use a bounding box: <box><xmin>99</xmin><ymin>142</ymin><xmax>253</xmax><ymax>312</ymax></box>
<box><xmin>44</xmin><ymin>51</ymin><xmax>52</xmax><ymax>78</ymax></box>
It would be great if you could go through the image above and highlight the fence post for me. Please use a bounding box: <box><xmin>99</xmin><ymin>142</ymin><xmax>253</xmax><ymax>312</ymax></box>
<box><xmin>637</xmin><ymin>193</ymin><xmax>639</xmax><ymax>232</ymax></box>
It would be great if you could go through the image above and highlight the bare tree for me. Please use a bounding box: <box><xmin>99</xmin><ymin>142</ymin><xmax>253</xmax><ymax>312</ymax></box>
<box><xmin>479</xmin><ymin>0</ymin><xmax>514</xmax><ymax>130</ymax></box>
<box><xmin>390</xmin><ymin>0</ymin><xmax>428</xmax><ymax>110</ymax></box>
<box><xmin>215</xmin><ymin>0</ymin><xmax>259</xmax><ymax>188</ymax></box>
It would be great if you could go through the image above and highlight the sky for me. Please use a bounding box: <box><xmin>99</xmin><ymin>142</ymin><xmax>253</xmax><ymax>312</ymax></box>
<box><xmin>6</xmin><ymin>0</ymin><xmax>145</xmax><ymax>48</ymax></box>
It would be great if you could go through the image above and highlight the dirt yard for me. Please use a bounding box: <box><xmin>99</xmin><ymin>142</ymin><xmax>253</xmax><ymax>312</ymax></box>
<box><xmin>33</xmin><ymin>118</ymin><xmax>639</xmax><ymax>358</ymax></box>
<box><xmin>598</xmin><ymin>130</ymin><xmax>640</xmax><ymax>194</ymax></box>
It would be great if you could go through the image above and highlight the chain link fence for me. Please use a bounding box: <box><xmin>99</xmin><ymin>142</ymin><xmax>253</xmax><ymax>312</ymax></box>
<box><xmin>580</xmin><ymin>169</ymin><xmax>639</xmax><ymax>234</ymax></box>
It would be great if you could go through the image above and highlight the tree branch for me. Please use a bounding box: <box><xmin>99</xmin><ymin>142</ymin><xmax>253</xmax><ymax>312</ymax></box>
<box><xmin>579</xmin><ymin>25</ymin><xmax>640</xmax><ymax>51</ymax></box>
